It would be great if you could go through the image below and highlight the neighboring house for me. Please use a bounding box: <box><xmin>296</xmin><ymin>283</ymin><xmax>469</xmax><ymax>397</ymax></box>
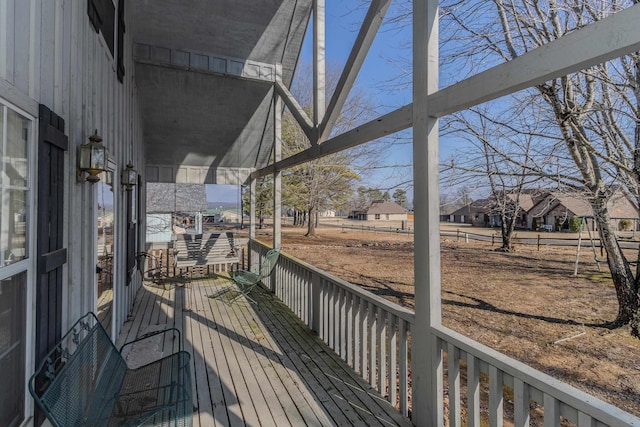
<box><xmin>449</xmin><ymin>198</ymin><xmax>492</xmax><ymax>226</ymax></box>
<box><xmin>319</xmin><ymin>209</ymin><xmax>336</xmax><ymax>217</ymax></box>
<box><xmin>450</xmin><ymin>189</ymin><xmax>639</xmax><ymax>231</ymax></box>
<box><xmin>352</xmin><ymin>200</ymin><xmax>408</xmax><ymax>221</ymax></box>
<box><xmin>528</xmin><ymin>190</ymin><xmax>638</xmax><ymax>231</ymax></box>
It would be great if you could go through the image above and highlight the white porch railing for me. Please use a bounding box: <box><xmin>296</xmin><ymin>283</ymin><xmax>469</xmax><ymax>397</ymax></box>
<box><xmin>249</xmin><ymin>240</ymin><xmax>640</xmax><ymax>426</ymax></box>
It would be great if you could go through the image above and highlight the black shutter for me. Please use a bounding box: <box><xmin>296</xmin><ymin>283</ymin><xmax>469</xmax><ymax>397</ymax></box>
<box><xmin>35</xmin><ymin>105</ymin><xmax>68</xmax><ymax>426</ymax></box>
<box><xmin>102</xmin><ymin>0</ymin><xmax>116</xmax><ymax>57</ymax></box>
<box><xmin>117</xmin><ymin>0</ymin><xmax>125</xmax><ymax>83</ymax></box>
<box><xmin>87</xmin><ymin>0</ymin><xmax>102</xmax><ymax>32</ymax></box>
<box><xmin>87</xmin><ymin>0</ymin><xmax>116</xmax><ymax>57</ymax></box>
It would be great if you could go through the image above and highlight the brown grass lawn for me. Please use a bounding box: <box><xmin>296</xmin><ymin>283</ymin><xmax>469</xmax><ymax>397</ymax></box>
<box><xmin>275</xmin><ymin>225</ymin><xmax>640</xmax><ymax>418</ymax></box>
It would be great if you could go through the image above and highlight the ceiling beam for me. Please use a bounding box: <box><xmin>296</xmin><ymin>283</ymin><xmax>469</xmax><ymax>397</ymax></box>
<box><xmin>317</xmin><ymin>0</ymin><xmax>391</xmax><ymax>143</ymax></box>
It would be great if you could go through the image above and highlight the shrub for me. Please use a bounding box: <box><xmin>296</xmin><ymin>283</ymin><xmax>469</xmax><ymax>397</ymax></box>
<box><xmin>569</xmin><ymin>216</ymin><xmax>582</xmax><ymax>233</ymax></box>
<box><xmin>619</xmin><ymin>219</ymin><xmax>632</xmax><ymax>231</ymax></box>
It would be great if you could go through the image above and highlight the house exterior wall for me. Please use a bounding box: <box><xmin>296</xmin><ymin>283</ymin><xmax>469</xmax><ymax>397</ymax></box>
<box><xmin>366</xmin><ymin>213</ymin><xmax>407</xmax><ymax>221</ymax></box>
<box><xmin>0</xmin><ymin>1</ymin><xmax>144</xmax><ymax>424</ymax></box>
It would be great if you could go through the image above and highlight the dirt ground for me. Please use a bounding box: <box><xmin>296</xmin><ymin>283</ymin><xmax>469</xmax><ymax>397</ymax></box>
<box><xmin>274</xmin><ymin>225</ymin><xmax>640</xmax><ymax>418</ymax></box>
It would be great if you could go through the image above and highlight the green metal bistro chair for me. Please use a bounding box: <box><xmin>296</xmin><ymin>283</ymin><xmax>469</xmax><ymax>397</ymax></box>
<box><xmin>229</xmin><ymin>249</ymin><xmax>280</xmax><ymax>303</ymax></box>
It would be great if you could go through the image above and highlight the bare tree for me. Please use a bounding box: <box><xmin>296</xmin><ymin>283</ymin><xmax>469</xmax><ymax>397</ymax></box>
<box><xmin>444</xmin><ymin>0</ymin><xmax>640</xmax><ymax>333</ymax></box>
<box><xmin>282</xmin><ymin>63</ymin><xmax>384</xmax><ymax>236</ymax></box>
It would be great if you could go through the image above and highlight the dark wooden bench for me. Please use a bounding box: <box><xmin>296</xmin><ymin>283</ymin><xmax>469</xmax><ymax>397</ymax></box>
<box><xmin>29</xmin><ymin>312</ymin><xmax>192</xmax><ymax>427</ymax></box>
<box><xmin>174</xmin><ymin>232</ymin><xmax>239</xmax><ymax>275</ymax></box>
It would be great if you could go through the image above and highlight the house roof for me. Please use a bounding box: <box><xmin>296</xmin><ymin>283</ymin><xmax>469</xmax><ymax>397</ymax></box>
<box><xmin>366</xmin><ymin>200</ymin><xmax>407</xmax><ymax>215</ymax></box>
<box><xmin>450</xmin><ymin>198</ymin><xmax>492</xmax><ymax>216</ymax></box>
<box><xmin>528</xmin><ymin>192</ymin><xmax>592</xmax><ymax>218</ymax></box>
<box><xmin>147</xmin><ymin>183</ymin><xmax>208</xmax><ymax>213</ymax></box>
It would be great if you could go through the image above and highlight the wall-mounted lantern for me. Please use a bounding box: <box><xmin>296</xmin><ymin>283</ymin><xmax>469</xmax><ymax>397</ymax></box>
<box><xmin>78</xmin><ymin>130</ymin><xmax>108</xmax><ymax>183</ymax></box>
<box><xmin>121</xmin><ymin>163</ymin><xmax>137</xmax><ymax>191</ymax></box>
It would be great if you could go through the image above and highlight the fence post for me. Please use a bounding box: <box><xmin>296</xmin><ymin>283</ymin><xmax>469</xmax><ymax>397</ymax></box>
<box><xmin>492</xmin><ymin>234</ymin><xmax>495</xmax><ymax>246</ymax></box>
<box><xmin>457</xmin><ymin>229</ymin><xmax>460</xmax><ymax>242</ymax></box>
<box><xmin>537</xmin><ymin>234</ymin><xmax>541</xmax><ymax>251</ymax></box>
<box><xmin>465</xmin><ymin>233</ymin><xmax>469</xmax><ymax>244</ymax></box>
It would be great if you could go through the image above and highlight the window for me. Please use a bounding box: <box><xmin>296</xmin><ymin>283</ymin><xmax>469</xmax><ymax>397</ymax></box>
<box><xmin>0</xmin><ymin>272</ymin><xmax>26</xmax><ymax>427</ymax></box>
<box><xmin>1</xmin><ymin>107</ymin><xmax>30</xmax><ymax>266</ymax></box>
<box><xmin>0</xmin><ymin>100</ymin><xmax>31</xmax><ymax>427</ymax></box>
<box><xmin>88</xmin><ymin>0</ymin><xmax>125</xmax><ymax>83</ymax></box>
<box><xmin>375</xmin><ymin>214</ymin><xmax>381</xmax><ymax>220</ymax></box>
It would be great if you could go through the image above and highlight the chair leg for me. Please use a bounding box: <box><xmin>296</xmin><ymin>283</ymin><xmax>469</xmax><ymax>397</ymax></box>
<box><xmin>227</xmin><ymin>284</ymin><xmax>257</xmax><ymax>304</ymax></box>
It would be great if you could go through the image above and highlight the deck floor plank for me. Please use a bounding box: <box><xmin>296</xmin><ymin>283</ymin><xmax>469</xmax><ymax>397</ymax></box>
<box><xmin>189</xmin><ymin>281</ymin><xmax>227</xmax><ymax>426</ymax></box>
<box><xmin>266</xmin><ymin>296</ymin><xmax>410</xmax><ymax>427</ymax></box>
<box><xmin>119</xmin><ymin>277</ymin><xmax>412</xmax><ymax>427</ymax></box>
<box><xmin>208</xmin><ymin>279</ymin><xmax>323</xmax><ymax>427</ymax></box>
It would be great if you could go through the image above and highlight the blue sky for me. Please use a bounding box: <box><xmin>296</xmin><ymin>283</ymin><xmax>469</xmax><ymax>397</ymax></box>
<box><xmin>297</xmin><ymin>1</ymin><xmax>416</xmax><ymax>194</ymax></box>
<box><xmin>209</xmin><ymin>2</ymin><xmax>419</xmax><ymax>204</ymax></box>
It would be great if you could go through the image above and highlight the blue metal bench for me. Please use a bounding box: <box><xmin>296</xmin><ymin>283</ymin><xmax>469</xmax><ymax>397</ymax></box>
<box><xmin>29</xmin><ymin>312</ymin><xmax>192</xmax><ymax>427</ymax></box>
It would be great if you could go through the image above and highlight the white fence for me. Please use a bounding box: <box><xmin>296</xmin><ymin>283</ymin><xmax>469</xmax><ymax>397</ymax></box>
<box><xmin>248</xmin><ymin>240</ymin><xmax>640</xmax><ymax>426</ymax></box>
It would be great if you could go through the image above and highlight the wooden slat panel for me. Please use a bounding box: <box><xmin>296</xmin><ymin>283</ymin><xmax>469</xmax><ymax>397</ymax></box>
<box><xmin>467</xmin><ymin>353</ymin><xmax>480</xmax><ymax>427</ymax></box>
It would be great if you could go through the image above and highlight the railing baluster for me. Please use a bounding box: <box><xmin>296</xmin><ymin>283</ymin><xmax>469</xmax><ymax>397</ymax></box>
<box><xmin>467</xmin><ymin>353</ymin><xmax>480</xmax><ymax>427</ymax></box>
<box><xmin>543</xmin><ymin>393</ymin><xmax>560</xmax><ymax>427</ymax></box>
<box><xmin>328</xmin><ymin>283</ymin><xmax>335</xmax><ymax>349</ymax></box>
<box><xmin>399</xmin><ymin>321</ymin><xmax>408</xmax><ymax>417</ymax></box>
<box><xmin>489</xmin><ymin>365</ymin><xmax>504</xmax><ymax>427</ymax></box>
<box><xmin>353</xmin><ymin>296</ymin><xmax>361</xmax><ymax>374</ymax></box>
<box><xmin>377</xmin><ymin>305</ymin><xmax>387</xmax><ymax>396</ymax></box>
<box><xmin>361</xmin><ymin>300</ymin><xmax>369</xmax><ymax>382</ymax></box>
<box><xmin>388</xmin><ymin>313</ymin><xmax>397</xmax><ymax>407</ymax></box>
<box><xmin>513</xmin><ymin>378</ymin><xmax>530</xmax><ymax>427</ymax></box>
<box><xmin>447</xmin><ymin>343</ymin><xmax>461</xmax><ymax>427</ymax></box>
<box><xmin>577</xmin><ymin>412</ymin><xmax>596</xmax><ymax>427</ymax></box>
<box><xmin>339</xmin><ymin>287</ymin><xmax>346</xmax><ymax>360</ymax></box>
<box><xmin>369</xmin><ymin>304</ymin><xmax>377</xmax><ymax>389</ymax></box>
<box><xmin>346</xmin><ymin>292</ymin><xmax>353</xmax><ymax>367</ymax></box>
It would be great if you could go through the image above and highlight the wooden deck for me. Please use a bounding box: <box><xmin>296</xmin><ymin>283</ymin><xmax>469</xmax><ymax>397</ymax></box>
<box><xmin>116</xmin><ymin>276</ymin><xmax>413</xmax><ymax>427</ymax></box>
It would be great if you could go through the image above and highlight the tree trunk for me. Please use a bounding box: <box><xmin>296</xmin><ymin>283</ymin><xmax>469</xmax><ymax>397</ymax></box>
<box><xmin>592</xmin><ymin>197</ymin><xmax>640</xmax><ymax>334</ymax></box>
<box><xmin>305</xmin><ymin>207</ymin><xmax>316</xmax><ymax>237</ymax></box>
<box><xmin>498</xmin><ymin>214</ymin><xmax>516</xmax><ymax>252</ymax></box>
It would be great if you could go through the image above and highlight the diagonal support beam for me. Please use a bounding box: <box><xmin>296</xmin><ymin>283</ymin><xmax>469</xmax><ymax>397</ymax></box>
<box><xmin>275</xmin><ymin>80</ymin><xmax>314</xmax><ymax>141</ymax></box>
<box><xmin>318</xmin><ymin>0</ymin><xmax>391</xmax><ymax>143</ymax></box>
<box><xmin>252</xmin><ymin>104</ymin><xmax>412</xmax><ymax>179</ymax></box>
<box><xmin>428</xmin><ymin>3</ymin><xmax>640</xmax><ymax>117</ymax></box>
<box><xmin>254</xmin><ymin>4</ymin><xmax>640</xmax><ymax>180</ymax></box>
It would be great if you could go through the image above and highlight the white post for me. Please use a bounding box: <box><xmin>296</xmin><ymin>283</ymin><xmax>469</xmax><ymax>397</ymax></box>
<box><xmin>313</xmin><ymin>0</ymin><xmax>326</xmax><ymax>136</ymax></box>
<box><xmin>412</xmin><ymin>0</ymin><xmax>443</xmax><ymax>426</ymax></box>
<box><xmin>274</xmin><ymin>65</ymin><xmax>283</xmax><ymax>252</ymax></box>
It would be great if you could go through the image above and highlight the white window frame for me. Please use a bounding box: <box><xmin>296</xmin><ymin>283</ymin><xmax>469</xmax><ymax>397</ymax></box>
<box><xmin>0</xmin><ymin>97</ymin><xmax>37</xmax><ymax>427</ymax></box>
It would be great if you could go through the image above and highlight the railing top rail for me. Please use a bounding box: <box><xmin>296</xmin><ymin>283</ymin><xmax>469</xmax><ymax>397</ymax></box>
<box><xmin>432</xmin><ymin>325</ymin><xmax>640</xmax><ymax>426</ymax></box>
<box><xmin>251</xmin><ymin>239</ymin><xmax>415</xmax><ymax>324</ymax></box>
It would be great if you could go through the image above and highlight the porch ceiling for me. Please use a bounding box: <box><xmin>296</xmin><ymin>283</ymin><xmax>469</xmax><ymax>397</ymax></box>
<box><xmin>131</xmin><ymin>0</ymin><xmax>312</xmax><ymax>184</ymax></box>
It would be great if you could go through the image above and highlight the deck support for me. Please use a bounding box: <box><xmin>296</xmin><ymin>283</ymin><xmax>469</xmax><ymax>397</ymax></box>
<box><xmin>273</xmin><ymin>65</ymin><xmax>283</xmax><ymax>253</ymax></box>
<box><xmin>412</xmin><ymin>0</ymin><xmax>443</xmax><ymax>426</ymax></box>
<box><xmin>313</xmin><ymin>0</ymin><xmax>325</xmax><ymax>142</ymax></box>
